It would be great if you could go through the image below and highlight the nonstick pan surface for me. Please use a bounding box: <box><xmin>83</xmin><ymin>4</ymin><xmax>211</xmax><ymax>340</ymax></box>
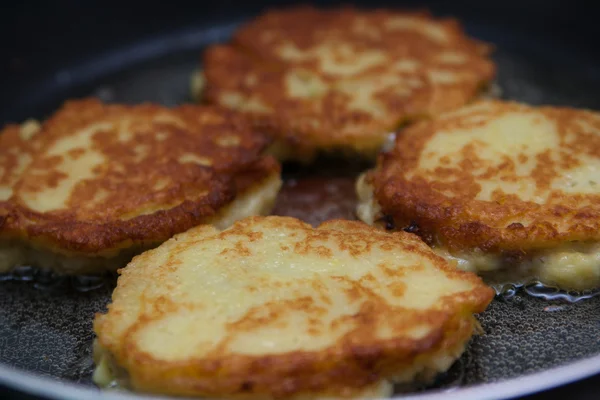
<box><xmin>1</xmin><ymin>1</ymin><xmax>600</xmax><ymax>399</ymax></box>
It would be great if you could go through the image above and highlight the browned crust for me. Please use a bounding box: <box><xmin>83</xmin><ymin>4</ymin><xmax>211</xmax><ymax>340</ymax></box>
<box><xmin>0</xmin><ymin>124</ymin><xmax>39</xmax><ymax>190</ymax></box>
<box><xmin>94</xmin><ymin>216</ymin><xmax>493</xmax><ymax>398</ymax></box>
<box><xmin>370</xmin><ymin>100</ymin><xmax>600</xmax><ymax>253</ymax></box>
<box><xmin>123</xmin><ymin>310</ymin><xmax>476</xmax><ymax>398</ymax></box>
<box><xmin>202</xmin><ymin>6</ymin><xmax>496</xmax><ymax>155</ymax></box>
<box><xmin>6</xmin><ymin>177</ymin><xmax>233</xmax><ymax>254</ymax></box>
<box><xmin>0</xmin><ymin>99</ymin><xmax>278</xmax><ymax>255</ymax></box>
<box><xmin>0</xmin><ymin>122</ymin><xmax>40</xmax><ymax>222</ymax></box>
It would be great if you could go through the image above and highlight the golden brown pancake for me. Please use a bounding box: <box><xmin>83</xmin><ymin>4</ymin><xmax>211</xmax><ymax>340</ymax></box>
<box><xmin>0</xmin><ymin>99</ymin><xmax>282</xmax><ymax>274</ymax></box>
<box><xmin>93</xmin><ymin>216</ymin><xmax>493</xmax><ymax>399</ymax></box>
<box><xmin>0</xmin><ymin>120</ymin><xmax>42</xmax><ymax>223</ymax></box>
<box><xmin>200</xmin><ymin>6</ymin><xmax>495</xmax><ymax>160</ymax></box>
<box><xmin>357</xmin><ymin>100</ymin><xmax>600</xmax><ymax>290</ymax></box>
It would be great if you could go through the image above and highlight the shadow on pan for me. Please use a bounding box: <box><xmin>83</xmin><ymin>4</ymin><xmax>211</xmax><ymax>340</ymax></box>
<box><xmin>1</xmin><ymin>1</ymin><xmax>600</xmax><ymax>399</ymax></box>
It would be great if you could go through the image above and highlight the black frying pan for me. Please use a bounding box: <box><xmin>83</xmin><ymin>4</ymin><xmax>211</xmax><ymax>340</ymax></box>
<box><xmin>1</xmin><ymin>1</ymin><xmax>600</xmax><ymax>399</ymax></box>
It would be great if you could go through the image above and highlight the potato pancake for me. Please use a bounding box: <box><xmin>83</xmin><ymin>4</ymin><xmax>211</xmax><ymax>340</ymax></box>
<box><xmin>0</xmin><ymin>99</ymin><xmax>281</xmax><ymax>274</ymax></box>
<box><xmin>200</xmin><ymin>6</ymin><xmax>495</xmax><ymax>160</ymax></box>
<box><xmin>94</xmin><ymin>216</ymin><xmax>493</xmax><ymax>398</ymax></box>
<box><xmin>358</xmin><ymin>100</ymin><xmax>600</xmax><ymax>290</ymax></box>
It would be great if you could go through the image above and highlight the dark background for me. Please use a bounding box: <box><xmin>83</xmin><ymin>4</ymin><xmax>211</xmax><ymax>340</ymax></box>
<box><xmin>1</xmin><ymin>0</ymin><xmax>600</xmax><ymax>125</ymax></box>
<box><xmin>0</xmin><ymin>1</ymin><xmax>599</xmax><ymax>399</ymax></box>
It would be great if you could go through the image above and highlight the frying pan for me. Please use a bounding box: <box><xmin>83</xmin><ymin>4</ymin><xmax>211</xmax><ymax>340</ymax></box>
<box><xmin>1</xmin><ymin>1</ymin><xmax>600</xmax><ymax>399</ymax></box>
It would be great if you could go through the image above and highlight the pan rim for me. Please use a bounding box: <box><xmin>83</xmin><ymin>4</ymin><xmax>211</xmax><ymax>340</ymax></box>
<box><xmin>1</xmin><ymin>353</ymin><xmax>599</xmax><ymax>400</ymax></box>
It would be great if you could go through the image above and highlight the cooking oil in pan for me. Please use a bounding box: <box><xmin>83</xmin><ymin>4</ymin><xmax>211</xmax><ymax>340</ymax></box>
<box><xmin>0</xmin><ymin>265</ymin><xmax>36</xmax><ymax>281</ymax></box>
<box><xmin>0</xmin><ymin>266</ymin><xmax>111</xmax><ymax>292</ymax></box>
<box><xmin>494</xmin><ymin>280</ymin><xmax>600</xmax><ymax>302</ymax></box>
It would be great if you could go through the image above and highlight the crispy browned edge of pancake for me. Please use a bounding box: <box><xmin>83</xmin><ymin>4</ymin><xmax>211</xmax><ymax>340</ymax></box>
<box><xmin>94</xmin><ymin>218</ymin><xmax>494</xmax><ymax>398</ymax></box>
<box><xmin>369</xmin><ymin>100</ymin><xmax>600</xmax><ymax>253</ymax></box>
<box><xmin>3</xmin><ymin>159</ymin><xmax>280</xmax><ymax>256</ymax></box>
<box><xmin>0</xmin><ymin>99</ymin><xmax>280</xmax><ymax>255</ymax></box>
